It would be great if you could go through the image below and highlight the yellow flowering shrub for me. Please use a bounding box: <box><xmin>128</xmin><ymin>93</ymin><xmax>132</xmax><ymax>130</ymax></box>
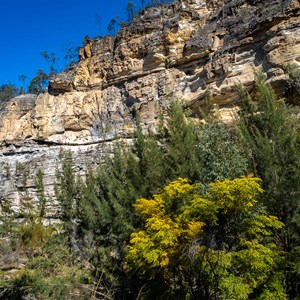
<box><xmin>126</xmin><ymin>175</ymin><xmax>286</xmax><ymax>299</ymax></box>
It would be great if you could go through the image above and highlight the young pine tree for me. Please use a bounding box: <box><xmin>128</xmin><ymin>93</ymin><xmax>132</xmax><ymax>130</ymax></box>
<box><xmin>133</xmin><ymin>118</ymin><xmax>165</xmax><ymax>197</ymax></box>
<box><xmin>35</xmin><ymin>169</ymin><xmax>47</xmax><ymax>219</ymax></box>
<box><xmin>160</xmin><ymin>100</ymin><xmax>202</xmax><ymax>182</ymax></box>
<box><xmin>54</xmin><ymin>151</ymin><xmax>79</xmax><ymax>243</ymax></box>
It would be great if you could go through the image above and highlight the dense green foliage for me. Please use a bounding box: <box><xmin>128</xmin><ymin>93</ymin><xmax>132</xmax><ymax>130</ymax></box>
<box><xmin>238</xmin><ymin>71</ymin><xmax>300</xmax><ymax>298</ymax></box>
<box><xmin>1</xmin><ymin>70</ymin><xmax>300</xmax><ymax>299</ymax></box>
<box><xmin>284</xmin><ymin>63</ymin><xmax>300</xmax><ymax>103</ymax></box>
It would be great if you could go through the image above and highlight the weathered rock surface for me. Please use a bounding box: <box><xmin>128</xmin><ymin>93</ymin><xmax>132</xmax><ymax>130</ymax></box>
<box><xmin>0</xmin><ymin>0</ymin><xmax>299</xmax><ymax>216</ymax></box>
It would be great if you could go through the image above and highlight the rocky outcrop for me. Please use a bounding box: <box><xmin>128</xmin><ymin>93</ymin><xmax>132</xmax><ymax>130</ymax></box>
<box><xmin>0</xmin><ymin>0</ymin><xmax>299</xmax><ymax>216</ymax></box>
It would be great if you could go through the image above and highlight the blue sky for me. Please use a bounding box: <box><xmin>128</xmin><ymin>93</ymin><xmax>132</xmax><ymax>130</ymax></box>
<box><xmin>0</xmin><ymin>0</ymin><xmax>141</xmax><ymax>87</ymax></box>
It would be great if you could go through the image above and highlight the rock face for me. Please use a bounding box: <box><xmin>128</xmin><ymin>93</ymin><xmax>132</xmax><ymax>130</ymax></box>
<box><xmin>0</xmin><ymin>0</ymin><xmax>299</xmax><ymax>216</ymax></box>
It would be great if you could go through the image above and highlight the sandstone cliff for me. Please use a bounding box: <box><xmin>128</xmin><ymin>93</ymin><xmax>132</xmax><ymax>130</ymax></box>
<box><xmin>0</xmin><ymin>0</ymin><xmax>299</xmax><ymax>215</ymax></box>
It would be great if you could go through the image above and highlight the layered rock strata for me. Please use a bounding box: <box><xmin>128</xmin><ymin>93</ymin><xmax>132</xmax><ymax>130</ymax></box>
<box><xmin>0</xmin><ymin>0</ymin><xmax>299</xmax><ymax>215</ymax></box>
